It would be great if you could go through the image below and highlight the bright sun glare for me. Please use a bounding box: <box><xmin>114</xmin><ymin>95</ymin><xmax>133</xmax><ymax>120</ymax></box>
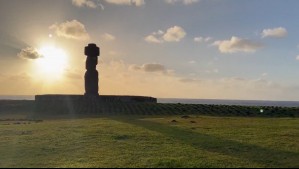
<box><xmin>36</xmin><ymin>46</ymin><xmax>68</xmax><ymax>79</ymax></box>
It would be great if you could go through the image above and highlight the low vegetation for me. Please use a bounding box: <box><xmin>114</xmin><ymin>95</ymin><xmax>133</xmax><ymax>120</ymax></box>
<box><xmin>34</xmin><ymin>100</ymin><xmax>299</xmax><ymax>117</ymax></box>
<box><xmin>0</xmin><ymin>115</ymin><xmax>298</xmax><ymax>168</ymax></box>
<box><xmin>0</xmin><ymin>100</ymin><xmax>298</xmax><ymax>167</ymax></box>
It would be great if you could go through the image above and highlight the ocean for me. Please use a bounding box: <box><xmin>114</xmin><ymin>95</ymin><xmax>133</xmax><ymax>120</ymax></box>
<box><xmin>1</xmin><ymin>95</ymin><xmax>299</xmax><ymax>107</ymax></box>
<box><xmin>0</xmin><ymin>95</ymin><xmax>35</xmax><ymax>100</ymax></box>
<box><xmin>158</xmin><ymin>98</ymin><xmax>299</xmax><ymax>107</ymax></box>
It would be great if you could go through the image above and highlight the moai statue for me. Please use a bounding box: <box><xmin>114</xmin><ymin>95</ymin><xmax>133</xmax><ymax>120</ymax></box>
<box><xmin>84</xmin><ymin>44</ymin><xmax>100</xmax><ymax>97</ymax></box>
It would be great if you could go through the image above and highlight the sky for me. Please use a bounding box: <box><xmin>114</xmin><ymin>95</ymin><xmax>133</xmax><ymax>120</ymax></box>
<box><xmin>1</xmin><ymin>0</ymin><xmax>299</xmax><ymax>100</ymax></box>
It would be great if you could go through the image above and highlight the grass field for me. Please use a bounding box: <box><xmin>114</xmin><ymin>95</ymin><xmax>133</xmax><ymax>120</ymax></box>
<box><xmin>0</xmin><ymin>113</ymin><xmax>298</xmax><ymax>168</ymax></box>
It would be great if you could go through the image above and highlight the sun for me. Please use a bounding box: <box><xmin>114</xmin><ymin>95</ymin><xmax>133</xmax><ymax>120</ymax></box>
<box><xmin>35</xmin><ymin>46</ymin><xmax>68</xmax><ymax>79</ymax></box>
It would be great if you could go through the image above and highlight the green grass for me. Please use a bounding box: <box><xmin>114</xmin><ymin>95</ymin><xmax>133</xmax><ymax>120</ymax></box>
<box><xmin>0</xmin><ymin>114</ymin><xmax>298</xmax><ymax>168</ymax></box>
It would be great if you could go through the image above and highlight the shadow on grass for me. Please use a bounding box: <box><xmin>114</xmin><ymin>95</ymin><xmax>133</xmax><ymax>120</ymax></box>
<box><xmin>113</xmin><ymin>117</ymin><xmax>299</xmax><ymax>168</ymax></box>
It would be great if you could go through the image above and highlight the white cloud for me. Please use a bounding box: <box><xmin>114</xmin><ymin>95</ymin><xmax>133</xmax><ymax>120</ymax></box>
<box><xmin>213</xmin><ymin>36</ymin><xmax>263</xmax><ymax>53</ymax></box>
<box><xmin>105</xmin><ymin>0</ymin><xmax>145</xmax><ymax>6</ymax></box>
<box><xmin>72</xmin><ymin>0</ymin><xmax>98</xmax><ymax>8</ymax></box>
<box><xmin>18</xmin><ymin>47</ymin><xmax>41</xmax><ymax>60</ymax></box>
<box><xmin>165</xmin><ymin>0</ymin><xmax>200</xmax><ymax>5</ymax></box>
<box><xmin>144</xmin><ymin>35</ymin><xmax>163</xmax><ymax>44</ymax></box>
<box><xmin>194</xmin><ymin>36</ymin><xmax>212</xmax><ymax>43</ymax></box>
<box><xmin>145</xmin><ymin>26</ymin><xmax>186</xmax><ymax>44</ymax></box>
<box><xmin>296</xmin><ymin>55</ymin><xmax>299</xmax><ymax>61</ymax></box>
<box><xmin>261</xmin><ymin>27</ymin><xmax>288</xmax><ymax>38</ymax></box>
<box><xmin>163</xmin><ymin>26</ymin><xmax>186</xmax><ymax>42</ymax></box>
<box><xmin>49</xmin><ymin>20</ymin><xmax>90</xmax><ymax>40</ymax></box>
<box><xmin>102</xmin><ymin>33</ymin><xmax>116</xmax><ymax>41</ymax></box>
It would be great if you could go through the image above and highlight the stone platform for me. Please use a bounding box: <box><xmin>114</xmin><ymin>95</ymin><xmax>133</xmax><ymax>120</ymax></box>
<box><xmin>35</xmin><ymin>95</ymin><xmax>157</xmax><ymax>114</ymax></box>
<box><xmin>35</xmin><ymin>95</ymin><xmax>157</xmax><ymax>103</ymax></box>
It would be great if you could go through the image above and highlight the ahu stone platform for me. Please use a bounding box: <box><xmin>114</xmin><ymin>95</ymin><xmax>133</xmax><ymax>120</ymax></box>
<box><xmin>35</xmin><ymin>95</ymin><xmax>157</xmax><ymax>115</ymax></box>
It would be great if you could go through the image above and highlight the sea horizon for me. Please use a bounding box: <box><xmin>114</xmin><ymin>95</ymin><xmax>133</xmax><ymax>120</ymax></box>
<box><xmin>1</xmin><ymin>95</ymin><xmax>299</xmax><ymax>107</ymax></box>
<box><xmin>159</xmin><ymin>98</ymin><xmax>299</xmax><ymax>107</ymax></box>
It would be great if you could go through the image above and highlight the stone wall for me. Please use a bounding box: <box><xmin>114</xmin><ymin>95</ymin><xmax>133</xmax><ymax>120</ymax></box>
<box><xmin>35</xmin><ymin>95</ymin><xmax>157</xmax><ymax>114</ymax></box>
<box><xmin>35</xmin><ymin>95</ymin><xmax>157</xmax><ymax>103</ymax></box>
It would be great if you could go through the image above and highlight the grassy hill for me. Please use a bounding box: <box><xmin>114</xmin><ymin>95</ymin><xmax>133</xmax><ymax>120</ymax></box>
<box><xmin>0</xmin><ymin>115</ymin><xmax>298</xmax><ymax>168</ymax></box>
<box><xmin>0</xmin><ymin>100</ymin><xmax>298</xmax><ymax>167</ymax></box>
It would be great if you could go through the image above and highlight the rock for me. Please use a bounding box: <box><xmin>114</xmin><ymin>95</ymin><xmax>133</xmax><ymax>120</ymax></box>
<box><xmin>171</xmin><ymin>120</ymin><xmax>178</xmax><ymax>123</ymax></box>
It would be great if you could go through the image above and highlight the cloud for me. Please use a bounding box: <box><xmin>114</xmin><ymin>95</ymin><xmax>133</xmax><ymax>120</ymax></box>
<box><xmin>130</xmin><ymin>63</ymin><xmax>169</xmax><ymax>74</ymax></box>
<box><xmin>261</xmin><ymin>27</ymin><xmax>288</xmax><ymax>38</ymax></box>
<box><xmin>144</xmin><ymin>30</ymin><xmax>164</xmax><ymax>43</ymax></box>
<box><xmin>102</xmin><ymin>33</ymin><xmax>116</xmax><ymax>41</ymax></box>
<box><xmin>145</xmin><ymin>26</ymin><xmax>186</xmax><ymax>43</ymax></box>
<box><xmin>296</xmin><ymin>55</ymin><xmax>299</xmax><ymax>61</ymax></box>
<box><xmin>49</xmin><ymin>20</ymin><xmax>90</xmax><ymax>40</ymax></box>
<box><xmin>165</xmin><ymin>0</ymin><xmax>200</xmax><ymax>5</ymax></box>
<box><xmin>163</xmin><ymin>26</ymin><xmax>186</xmax><ymax>42</ymax></box>
<box><xmin>194</xmin><ymin>36</ymin><xmax>212</xmax><ymax>43</ymax></box>
<box><xmin>98</xmin><ymin>60</ymin><xmax>299</xmax><ymax>100</ymax></box>
<box><xmin>72</xmin><ymin>0</ymin><xmax>97</xmax><ymax>8</ymax></box>
<box><xmin>18</xmin><ymin>47</ymin><xmax>41</xmax><ymax>60</ymax></box>
<box><xmin>105</xmin><ymin>0</ymin><xmax>145</xmax><ymax>6</ymax></box>
<box><xmin>145</xmin><ymin>35</ymin><xmax>163</xmax><ymax>44</ymax></box>
<box><xmin>213</xmin><ymin>36</ymin><xmax>263</xmax><ymax>53</ymax></box>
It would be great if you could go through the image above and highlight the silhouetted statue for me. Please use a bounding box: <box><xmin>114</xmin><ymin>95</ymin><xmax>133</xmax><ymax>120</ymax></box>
<box><xmin>84</xmin><ymin>44</ymin><xmax>100</xmax><ymax>97</ymax></box>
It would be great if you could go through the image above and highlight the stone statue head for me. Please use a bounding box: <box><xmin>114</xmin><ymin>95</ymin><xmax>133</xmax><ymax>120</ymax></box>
<box><xmin>85</xmin><ymin>43</ymin><xmax>100</xmax><ymax>57</ymax></box>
